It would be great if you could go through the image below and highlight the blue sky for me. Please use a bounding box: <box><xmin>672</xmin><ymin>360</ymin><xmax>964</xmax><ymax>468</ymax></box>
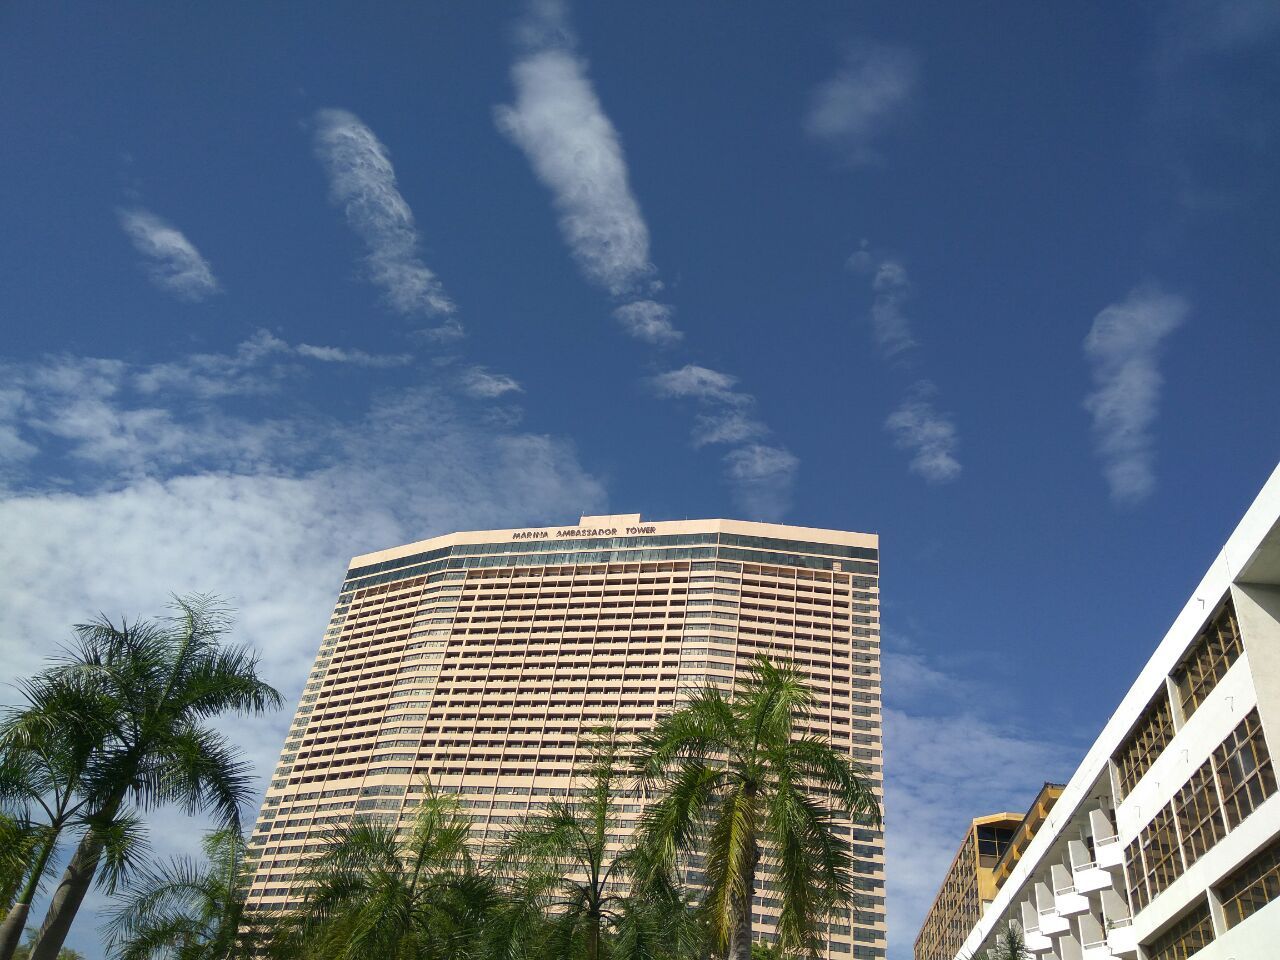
<box><xmin>2</xmin><ymin>1</ymin><xmax>1278</xmax><ymax>956</ymax></box>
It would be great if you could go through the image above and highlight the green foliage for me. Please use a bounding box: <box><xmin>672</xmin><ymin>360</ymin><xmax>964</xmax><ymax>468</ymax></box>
<box><xmin>635</xmin><ymin>658</ymin><xmax>880</xmax><ymax>960</ymax></box>
<box><xmin>292</xmin><ymin>786</ymin><xmax>497</xmax><ymax>960</ymax></box>
<box><xmin>986</xmin><ymin>923</ymin><xmax>1031</xmax><ymax>960</ymax></box>
<box><xmin>0</xmin><ymin>815</ymin><xmax>41</xmax><ymax>910</ymax></box>
<box><xmin>7</xmin><ymin>601</ymin><xmax>877</xmax><ymax>960</ymax></box>
<box><xmin>0</xmin><ymin>594</ymin><xmax>282</xmax><ymax>960</ymax></box>
<box><xmin>12</xmin><ymin>928</ymin><xmax>85</xmax><ymax>960</ymax></box>
<box><xmin>496</xmin><ymin>728</ymin><xmax>699</xmax><ymax>960</ymax></box>
<box><xmin>105</xmin><ymin>828</ymin><xmax>282</xmax><ymax>960</ymax></box>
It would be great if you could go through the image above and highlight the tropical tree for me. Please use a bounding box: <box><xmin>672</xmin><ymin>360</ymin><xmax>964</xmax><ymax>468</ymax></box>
<box><xmin>293</xmin><ymin>786</ymin><xmax>496</xmax><ymax>960</ymax></box>
<box><xmin>0</xmin><ymin>671</ymin><xmax>113</xmax><ymax>959</ymax></box>
<box><xmin>496</xmin><ymin>729</ymin><xmax>698</xmax><ymax>960</ymax></box>
<box><xmin>0</xmin><ymin>815</ymin><xmax>41</xmax><ymax>917</ymax></box>
<box><xmin>985</xmin><ymin>923</ymin><xmax>1030</xmax><ymax>960</ymax></box>
<box><xmin>104</xmin><ymin>827</ymin><xmax>278</xmax><ymax>960</ymax></box>
<box><xmin>634</xmin><ymin>659</ymin><xmax>880</xmax><ymax>960</ymax></box>
<box><xmin>19</xmin><ymin>595</ymin><xmax>282</xmax><ymax>960</ymax></box>
<box><xmin>11</xmin><ymin>931</ymin><xmax>84</xmax><ymax>960</ymax></box>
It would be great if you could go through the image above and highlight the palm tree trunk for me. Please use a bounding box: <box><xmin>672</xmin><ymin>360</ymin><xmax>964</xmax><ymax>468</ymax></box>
<box><xmin>28</xmin><ymin>831</ymin><xmax>104</xmax><ymax>960</ymax></box>
<box><xmin>0</xmin><ymin>901</ymin><xmax>30</xmax><ymax>960</ymax></box>
<box><xmin>728</xmin><ymin>850</ymin><xmax>756</xmax><ymax>960</ymax></box>
<box><xmin>0</xmin><ymin>833</ymin><xmax>58</xmax><ymax>960</ymax></box>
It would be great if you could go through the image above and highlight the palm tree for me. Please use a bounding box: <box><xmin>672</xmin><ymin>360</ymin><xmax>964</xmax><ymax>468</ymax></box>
<box><xmin>0</xmin><ymin>814</ymin><xmax>40</xmax><ymax>912</ymax></box>
<box><xmin>21</xmin><ymin>595</ymin><xmax>282</xmax><ymax>960</ymax></box>
<box><xmin>985</xmin><ymin>923</ymin><xmax>1030</xmax><ymax>960</ymax></box>
<box><xmin>10</xmin><ymin>930</ymin><xmax>85</xmax><ymax>960</ymax></box>
<box><xmin>497</xmin><ymin>728</ymin><xmax>698</xmax><ymax>960</ymax></box>
<box><xmin>0</xmin><ymin>673</ymin><xmax>113</xmax><ymax>960</ymax></box>
<box><xmin>634</xmin><ymin>658</ymin><xmax>880</xmax><ymax>960</ymax></box>
<box><xmin>104</xmin><ymin>828</ymin><xmax>277</xmax><ymax>960</ymax></box>
<box><xmin>294</xmin><ymin>786</ymin><xmax>496</xmax><ymax>960</ymax></box>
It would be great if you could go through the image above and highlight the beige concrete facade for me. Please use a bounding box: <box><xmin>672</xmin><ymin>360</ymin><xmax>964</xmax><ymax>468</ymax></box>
<box><xmin>245</xmin><ymin>515</ymin><xmax>885</xmax><ymax>958</ymax></box>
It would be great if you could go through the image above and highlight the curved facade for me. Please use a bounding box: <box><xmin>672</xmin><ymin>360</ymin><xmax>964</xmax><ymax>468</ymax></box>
<box><xmin>245</xmin><ymin>514</ymin><xmax>886</xmax><ymax>958</ymax></box>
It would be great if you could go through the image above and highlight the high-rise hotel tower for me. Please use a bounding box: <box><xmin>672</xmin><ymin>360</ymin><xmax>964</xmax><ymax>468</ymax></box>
<box><xmin>245</xmin><ymin>515</ymin><xmax>885</xmax><ymax>958</ymax></box>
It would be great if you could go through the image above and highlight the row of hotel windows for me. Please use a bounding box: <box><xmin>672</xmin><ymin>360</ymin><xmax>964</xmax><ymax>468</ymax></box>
<box><xmin>1144</xmin><ymin>832</ymin><xmax>1280</xmax><ymax>960</ymax></box>
<box><xmin>1125</xmin><ymin>708</ymin><xmax>1276</xmax><ymax>912</ymax></box>
<box><xmin>343</xmin><ymin>546</ymin><xmax>879</xmax><ymax>591</ymax></box>
<box><xmin>345</xmin><ymin>532</ymin><xmax>878</xmax><ymax>581</ymax></box>
<box><xmin>1114</xmin><ymin>599</ymin><xmax>1244</xmax><ymax>799</ymax></box>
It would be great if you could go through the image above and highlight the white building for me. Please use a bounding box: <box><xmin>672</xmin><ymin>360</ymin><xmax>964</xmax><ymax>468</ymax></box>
<box><xmin>955</xmin><ymin>464</ymin><xmax>1280</xmax><ymax>960</ymax></box>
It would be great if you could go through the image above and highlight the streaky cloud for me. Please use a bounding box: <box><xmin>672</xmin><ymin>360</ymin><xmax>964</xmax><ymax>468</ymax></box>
<box><xmin>1083</xmin><ymin>285</ymin><xmax>1188</xmax><ymax>505</ymax></box>
<box><xmin>613</xmin><ymin>300</ymin><xmax>682</xmax><ymax>345</ymax></box>
<box><xmin>652</xmin><ymin>363</ymin><xmax>795</xmax><ymax>517</ymax></box>
<box><xmin>651</xmin><ymin>364</ymin><xmax>745</xmax><ymax>405</ymax></box>
<box><xmin>884</xmin><ymin>381</ymin><xmax>961</xmax><ymax>484</ymax></box>
<box><xmin>723</xmin><ymin>443</ymin><xmax>799</xmax><ymax>521</ymax></box>
<box><xmin>313</xmin><ymin>108</ymin><xmax>460</xmax><ymax>337</ymax></box>
<box><xmin>849</xmin><ymin>249</ymin><xmax>916</xmax><ymax>357</ymax></box>
<box><xmin>294</xmin><ymin>343</ymin><xmax>412</xmax><ymax>368</ymax></box>
<box><xmin>495</xmin><ymin>2</ymin><xmax>654</xmax><ymax>297</ymax></box>
<box><xmin>459</xmin><ymin>365</ymin><xmax>523</xmax><ymax>398</ymax></box>
<box><xmin>118</xmin><ymin>208</ymin><xmax>221</xmax><ymax>301</ymax></box>
<box><xmin>805</xmin><ymin>42</ymin><xmax>917</xmax><ymax>163</ymax></box>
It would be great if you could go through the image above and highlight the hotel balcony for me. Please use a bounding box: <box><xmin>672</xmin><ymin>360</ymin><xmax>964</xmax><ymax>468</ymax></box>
<box><xmin>1088</xmin><ymin>809</ymin><xmax>1126</xmax><ymax>872</ymax></box>
<box><xmin>1051</xmin><ymin>864</ymin><xmax>1091</xmax><ymax>917</ymax></box>
<box><xmin>1068</xmin><ymin>837</ymin><xmax>1114</xmax><ymax>895</ymax></box>
<box><xmin>1098</xmin><ymin>888</ymin><xmax>1136</xmax><ymax>957</ymax></box>
<box><xmin>1077</xmin><ymin>913</ymin><xmax>1117</xmax><ymax>960</ymax></box>
<box><xmin>1021</xmin><ymin>902</ymin><xmax>1055</xmax><ymax>954</ymax></box>
<box><xmin>1035</xmin><ymin>881</ymin><xmax>1071</xmax><ymax>936</ymax></box>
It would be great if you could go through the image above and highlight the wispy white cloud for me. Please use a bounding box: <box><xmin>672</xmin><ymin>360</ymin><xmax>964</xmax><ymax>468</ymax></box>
<box><xmin>692</xmin><ymin>410</ymin><xmax>768</xmax><ymax>448</ymax></box>
<box><xmin>723</xmin><ymin>444</ymin><xmax>799</xmax><ymax>521</ymax></box>
<box><xmin>459</xmin><ymin>365</ymin><xmax>523</xmax><ymax>398</ymax></box>
<box><xmin>651</xmin><ymin>364</ymin><xmax>746</xmax><ymax>405</ymax></box>
<box><xmin>653</xmin><ymin>365</ymin><xmax>766</xmax><ymax>447</ymax></box>
<box><xmin>494</xmin><ymin>1</ymin><xmax>655</xmax><ymax>297</ymax></box>
<box><xmin>294</xmin><ymin>343</ymin><xmax>412</xmax><ymax>368</ymax></box>
<box><xmin>0</xmin><ymin>332</ymin><xmax>424</xmax><ymax>476</ymax></box>
<box><xmin>805</xmin><ymin>43</ymin><xmax>917</xmax><ymax>163</ymax></box>
<box><xmin>651</xmin><ymin>364</ymin><xmax>794</xmax><ymax>518</ymax></box>
<box><xmin>1083</xmin><ymin>286</ymin><xmax>1189</xmax><ymax>505</ymax></box>
<box><xmin>886</xmin><ymin>708</ymin><xmax>1080</xmax><ymax>958</ymax></box>
<box><xmin>132</xmin><ymin>330</ymin><xmax>412</xmax><ymax>399</ymax></box>
<box><xmin>849</xmin><ymin>249</ymin><xmax>915</xmax><ymax>357</ymax></box>
<box><xmin>313</xmin><ymin>108</ymin><xmax>460</xmax><ymax>338</ymax></box>
<box><xmin>497</xmin><ymin>2</ymin><xmax>789</xmax><ymax>514</ymax></box>
<box><xmin>0</xmin><ymin>335</ymin><xmax>607</xmax><ymax>955</ymax></box>
<box><xmin>879</xmin><ymin>637</ymin><xmax>1083</xmax><ymax>959</ymax></box>
<box><xmin>850</xmin><ymin>247</ymin><xmax>962</xmax><ymax>484</ymax></box>
<box><xmin>613</xmin><ymin>300</ymin><xmax>682</xmax><ymax>345</ymax></box>
<box><xmin>885</xmin><ymin>382</ymin><xmax>961</xmax><ymax>484</ymax></box>
<box><xmin>133</xmin><ymin>330</ymin><xmax>291</xmax><ymax>398</ymax></box>
<box><xmin>118</xmin><ymin>208</ymin><xmax>221</xmax><ymax>301</ymax></box>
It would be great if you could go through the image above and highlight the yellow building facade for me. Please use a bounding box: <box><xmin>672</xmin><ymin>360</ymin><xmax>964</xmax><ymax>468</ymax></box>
<box><xmin>915</xmin><ymin>785</ymin><xmax>1065</xmax><ymax>960</ymax></box>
